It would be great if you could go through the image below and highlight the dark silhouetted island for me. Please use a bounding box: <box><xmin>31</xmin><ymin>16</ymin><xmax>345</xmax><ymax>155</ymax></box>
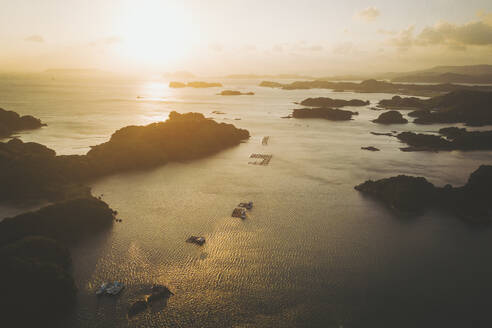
<box><xmin>0</xmin><ymin>112</ymin><xmax>250</xmax><ymax>203</ymax></box>
<box><xmin>376</xmin><ymin>96</ymin><xmax>426</xmax><ymax>110</ymax></box>
<box><xmin>373</xmin><ymin>111</ymin><xmax>408</xmax><ymax>124</ymax></box>
<box><xmin>259</xmin><ymin>79</ymin><xmax>492</xmax><ymax>97</ymax></box>
<box><xmin>379</xmin><ymin>90</ymin><xmax>492</xmax><ymax>126</ymax></box>
<box><xmin>170</xmin><ymin>81</ymin><xmax>223</xmax><ymax>88</ymax></box>
<box><xmin>292</xmin><ymin>108</ymin><xmax>358</xmax><ymax>121</ymax></box>
<box><xmin>0</xmin><ymin>107</ymin><xmax>46</xmax><ymax>138</ymax></box>
<box><xmin>0</xmin><ymin>197</ymin><xmax>115</xmax><ymax>245</ymax></box>
<box><xmin>355</xmin><ymin>165</ymin><xmax>492</xmax><ymax>221</ymax></box>
<box><xmin>411</xmin><ymin>90</ymin><xmax>492</xmax><ymax>126</ymax></box>
<box><xmin>0</xmin><ymin>138</ymin><xmax>91</xmax><ymax>202</ymax></box>
<box><xmin>86</xmin><ymin>112</ymin><xmax>250</xmax><ymax>176</ymax></box>
<box><xmin>0</xmin><ymin>197</ymin><xmax>115</xmax><ymax>326</ymax></box>
<box><xmin>219</xmin><ymin>90</ymin><xmax>254</xmax><ymax>96</ymax></box>
<box><xmin>299</xmin><ymin>97</ymin><xmax>369</xmax><ymax>107</ymax></box>
<box><xmin>361</xmin><ymin>146</ymin><xmax>380</xmax><ymax>151</ymax></box>
<box><xmin>397</xmin><ymin>128</ymin><xmax>492</xmax><ymax>152</ymax></box>
<box><xmin>0</xmin><ymin>236</ymin><xmax>76</xmax><ymax>326</ymax></box>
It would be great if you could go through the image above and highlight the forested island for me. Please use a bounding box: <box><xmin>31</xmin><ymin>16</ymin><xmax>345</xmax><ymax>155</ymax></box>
<box><xmin>299</xmin><ymin>97</ymin><xmax>369</xmax><ymax>107</ymax></box>
<box><xmin>0</xmin><ymin>108</ymin><xmax>46</xmax><ymax>138</ymax></box>
<box><xmin>397</xmin><ymin>128</ymin><xmax>492</xmax><ymax>152</ymax></box>
<box><xmin>375</xmin><ymin>90</ymin><xmax>492</xmax><ymax>126</ymax></box>
<box><xmin>0</xmin><ymin>197</ymin><xmax>115</xmax><ymax>326</ymax></box>
<box><xmin>292</xmin><ymin>108</ymin><xmax>358</xmax><ymax>121</ymax></box>
<box><xmin>0</xmin><ymin>111</ymin><xmax>250</xmax><ymax>202</ymax></box>
<box><xmin>355</xmin><ymin>165</ymin><xmax>492</xmax><ymax>222</ymax></box>
<box><xmin>372</xmin><ymin>111</ymin><xmax>408</xmax><ymax>124</ymax></box>
<box><xmin>218</xmin><ymin>90</ymin><xmax>254</xmax><ymax>96</ymax></box>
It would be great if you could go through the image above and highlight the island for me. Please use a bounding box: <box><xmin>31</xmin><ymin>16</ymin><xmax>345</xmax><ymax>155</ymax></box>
<box><xmin>0</xmin><ymin>197</ymin><xmax>115</xmax><ymax>326</ymax></box>
<box><xmin>355</xmin><ymin>165</ymin><xmax>492</xmax><ymax>221</ymax></box>
<box><xmin>259</xmin><ymin>81</ymin><xmax>283</xmax><ymax>88</ymax></box>
<box><xmin>292</xmin><ymin>108</ymin><xmax>358</xmax><ymax>121</ymax></box>
<box><xmin>0</xmin><ymin>107</ymin><xmax>46</xmax><ymax>138</ymax></box>
<box><xmin>412</xmin><ymin>90</ymin><xmax>492</xmax><ymax>126</ymax></box>
<box><xmin>0</xmin><ymin>236</ymin><xmax>76</xmax><ymax>326</ymax></box>
<box><xmin>169</xmin><ymin>81</ymin><xmax>186</xmax><ymax>88</ymax></box>
<box><xmin>372</xmin><ymin>111</ymin><xmax>408</xmax><ymax>124</ymax></box>
<box><xmin>0</xmin><ymin>196</ymin><xmax>115</xmax><ymax>245</ymax></box>
<box><xmin>376</xmin><ymin>90</ymin><xmax>492</xmax><ymax>126</ymax></box>
<box><xmin>0</xmin><ymin>112</ymin><xmax>250</xmax><ymax>203</ymax></box>
<box><xmin>218</xmin><ymin>90</ymin><xmax>254</xmax><ymax>96</ymax></box>
<box><xmin>361</xmin><ymin>146</ymin><xmax>380</xmax><ymax>151</ymax></box>
<box><xmin>169</xmin><ymin>81</ymin><xmax>223</xmax><ymax>88</ymax></box>
<box><xmin>396</xmin><ymin>128</ymin><xmax>492</xmax><ymax>152</ymax></box>
<box><xmin>376</xmin><ymin>96</ymin><xmax>426</xmax><ymax>110</ymax></box>
<box><xmin>299</xmin><ymin>97</ymin><xmax>369</xmax><ymax>107</ymax></box>
<box><xmin>258</xmin><ymin>79</ymin><xmax>492</xmax><ymax>97</ymax></box>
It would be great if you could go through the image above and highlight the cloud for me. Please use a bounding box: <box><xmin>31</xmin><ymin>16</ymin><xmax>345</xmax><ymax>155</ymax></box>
<box><xmin>389</xmin><ymin>26</ymin><xmax>416</xmax><ymax>50</ymax></box>
<box><xmin>357</xmin><ymin>7</ymin><xmax>380</xmax><ymax>22</ymax></box>
<box><xmin>388</xmin><ymin>13</ymin><xmax>492</xmax><ymax>50</ymax></box>
<box><xmin>418</xmin><ymin>21</ymin><xmax>492</xmax><ymax>46</ymax></box>
<box><xmin>24</xmin><ymin>35</ymin><xmax>44</xmax><ymax>43</ymax></box>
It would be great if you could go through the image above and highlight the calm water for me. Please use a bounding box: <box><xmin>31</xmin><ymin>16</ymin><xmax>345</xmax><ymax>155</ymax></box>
<box><xmin>1</xmin><ymin>75</ymin><xmax>492</xmax><ymax>327</ymax></box>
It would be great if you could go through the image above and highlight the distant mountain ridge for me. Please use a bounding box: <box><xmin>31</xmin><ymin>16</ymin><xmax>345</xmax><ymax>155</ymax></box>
<box><xmin>389</xmin><ymin>65</ymin><xmax>492</xmax><ymax>84</ymax></box>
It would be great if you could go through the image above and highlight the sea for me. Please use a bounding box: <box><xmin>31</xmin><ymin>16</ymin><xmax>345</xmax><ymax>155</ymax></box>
<box><xmin>1</xmin><ymin>74</ymin><xmax>492</xmax><ymax>327</ymax></box>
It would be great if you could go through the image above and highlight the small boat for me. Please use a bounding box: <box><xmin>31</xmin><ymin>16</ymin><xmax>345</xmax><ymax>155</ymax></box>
<box><xmin>232</xmin><ymin>207</ymin><xmax>247</xmax><ymax>219</ymax></box>
<box><xmin>106</xmin><ymin>281</ymin><xmax>125</xmax><ymax>296</ymax></box>
<box><xmin>186</xmin><ymin>236</ymin><xmax>206</xmax><ymax>246</ymax></box>
<box><xmin>96</xmin><ymin>282</ymin><xmax>110</xmax><ymax>296</ymax></box>
<box><xmin>238</xmin><ymin>201</ymin><xmax>253</xmax><ymax>210</ymax></box>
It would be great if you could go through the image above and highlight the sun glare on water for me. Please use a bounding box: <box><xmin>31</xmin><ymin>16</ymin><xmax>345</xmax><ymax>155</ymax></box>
<box><xmin>118</xmin><ymin>0</ymin><xmax>195</xmax><ymax>67</ymax></box>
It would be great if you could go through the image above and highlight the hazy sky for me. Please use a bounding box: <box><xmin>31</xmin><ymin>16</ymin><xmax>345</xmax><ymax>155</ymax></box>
<box><xmin>1</xmin><ymin>0</ymin><xmax>492</xmax><ymax>75</ymax></box>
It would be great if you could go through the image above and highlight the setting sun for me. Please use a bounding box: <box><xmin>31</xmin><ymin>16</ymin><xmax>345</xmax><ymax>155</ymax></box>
<box><xmin>117</xmin><ymin>0</ymin><xmax>194</xmax><ymax>66</ymax></box>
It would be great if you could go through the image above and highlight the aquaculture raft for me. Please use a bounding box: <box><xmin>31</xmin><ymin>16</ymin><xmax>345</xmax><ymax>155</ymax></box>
<box><xmin>248</xmin><ymin>153</ymin><xmax>273</xmax><ymax>165</ymax></box>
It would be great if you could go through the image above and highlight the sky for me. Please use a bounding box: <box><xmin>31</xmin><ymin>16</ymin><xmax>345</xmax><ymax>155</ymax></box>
<box><xmin>1</xmin><ymin>0</ymin><xmax>492</xmax><ymax>75</ymax></box>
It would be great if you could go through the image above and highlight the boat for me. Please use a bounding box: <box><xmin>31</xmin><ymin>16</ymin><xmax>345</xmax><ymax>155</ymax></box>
<box><xmin>95</xmin><ymin>282</ymin><xmax>110</xmax><ymax>296</ymax></box>
<box><xmin>186</xmin><ymin>236</ymin><xmax>206</xmax><ymax>246</ymax></box>
<box><xmin>238</xmin><ymin>201</ymin><xmax>253</xmax><ymax>210</ymax></box>
<box><xmin>106</xmin><ymin>281</ymin><xmax>125</xmax><ymax>295</ymax></box>
<box><xmin>95</xmin><ymin>281</ymin><xmax>125</xmax><ymax>296</ymax></box>
<box><xmin>232</xmin><ymin>207</ymin><xmax>247</xmax><ymax>219</ymax></box>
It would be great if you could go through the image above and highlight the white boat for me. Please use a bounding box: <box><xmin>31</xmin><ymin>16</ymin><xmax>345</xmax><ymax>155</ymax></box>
<box><xmin>96</xmin><ymin>282</ymin><xmax>109</xmax><ymax>296</ymax></box>
<box><xmin>106</xmin><ymin>281</ymin><xmax>124</xmax><ymax>295</ymax></box>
